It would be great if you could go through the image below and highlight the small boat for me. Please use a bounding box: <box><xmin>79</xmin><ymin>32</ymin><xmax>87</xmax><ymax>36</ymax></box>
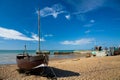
<box><xmin>16</xmin><ymin>9</ymin><xmax>49</xmax><ymax>70</ymax></box>
<box><xmin>16</xmin><ymin>47</ymin><xmax>49</xmax><ymax>70</ymax></box>
<box><xmin>91</xmin><ymin>46</ymin><xmax>107</xmax><ymax>57</ymax></box>
<box><xmin>16</xmin><ymin>52</ymin><xmax>49</xmax><ymax>70</ymax></box>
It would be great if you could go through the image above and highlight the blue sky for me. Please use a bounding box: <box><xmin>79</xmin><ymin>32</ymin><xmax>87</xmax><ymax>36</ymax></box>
<box><xmin>0</xmin><ymin>0</ymin><xmax>120</xmax><ymax>50</ymax></box>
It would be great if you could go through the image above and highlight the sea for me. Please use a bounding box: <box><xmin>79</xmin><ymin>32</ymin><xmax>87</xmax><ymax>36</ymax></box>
<box><xmin>0</xmin><ymin>50</ymin><xmax>76</xmax><ymax>64</ymax></box>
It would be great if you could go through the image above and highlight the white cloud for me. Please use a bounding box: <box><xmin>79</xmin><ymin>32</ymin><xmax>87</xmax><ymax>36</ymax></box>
<box><xmin>83</xmin><ymin>24</ymin><xmax>93</xmax><ymax>27</ymax></box>
<box><xmin>74</xmin><ymin>14</ymin><xmax>86</xmax><ymax>21</ymax></box>
<box><xmin>66</xmin><ymin>0</ymin><xmax>105</xmax><ymax>13</ymax></box>
<box><xmin>0</xmin><ymin>27</ymin><xmax>45</xmax><ymax>41</ymax></box>
<box><xmin>24</xmin><ymin>29</ymin><xmax>29</xmax><ymax>34</ymax></box>
<box><xmin>65</xmin><ymin>14</ymin><xmax>71</xmax><ymax>20</ymax></box>
<box><xmin>61</xmin><ymin>38</ymin><xmax>95</xmax><ymax>45</ymax></box>
<box><xmin>83</xmin><ymin>20</ymin><xmax>95</xmax><ymax>27</ymax></box>
<box><xmin>44</xmin><ymin>34</ymin><xmax>53</xmax><ymax>37</ymax></box>
<box><xmin>65</xmin><ymin>0</ymin><xmax>106</xmax><ymax>21</ymax></box>
<box><xmin>90</xmin><ymin>19</ymin><xmax>95</xmax><ymax>23</ymax></box>
<box><xmin>85</xmin><ymin>30</ymin><xmax>91</xmax><ymax>34</ymax></box>
<box><xmin>31</xmin><ymin>33</ymin><xmax>45</xmax><ymax>41</ymax></box>
<box><xmin>40</xmin><ymin>4</ymin><xmax>66</xmax><ymax>18</ymax></box>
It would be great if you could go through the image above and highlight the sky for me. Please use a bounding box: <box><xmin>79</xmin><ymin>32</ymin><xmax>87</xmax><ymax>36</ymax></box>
<box><xmin>0</xmin><ymin>0</ymin><xmax>120</xmax><ymax>50</ymax></box>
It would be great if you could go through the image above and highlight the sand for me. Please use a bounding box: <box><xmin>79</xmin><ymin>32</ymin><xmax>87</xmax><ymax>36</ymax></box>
<box><xmin>0</xmin><ymin>56</ymin><xmax>120</xmax><ymax>80</ymax></box>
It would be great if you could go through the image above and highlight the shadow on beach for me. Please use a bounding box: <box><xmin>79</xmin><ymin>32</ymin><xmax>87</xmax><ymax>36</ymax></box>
<box><xmin>52</xmin><ymin>67</ymin><xmax>80</xmax><ymax>77</ymax></box>
<box><xmin>17</xmin><ymin>67</ymin><xmax>80</xmax><ymax>79</ymax></box>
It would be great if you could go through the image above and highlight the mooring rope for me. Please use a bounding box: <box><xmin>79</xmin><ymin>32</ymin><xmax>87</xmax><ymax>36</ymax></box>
<box><xmin>49</xmin><ymin>66</ymin><xmax>57</xmax><ymax>79</ymax></box>
<box><xmin>44</xmin><ymin>54</ymin><xmax>57</xmax><ymax>79</ymax></box>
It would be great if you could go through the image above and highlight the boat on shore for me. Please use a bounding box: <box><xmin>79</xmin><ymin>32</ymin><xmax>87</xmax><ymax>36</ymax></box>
<box><xmin>16</xmin><ymin>9</ymin><xmax>49</xmax><ymax>71</ymax></box>
<box><xmin>16</xmin><ymin>52</ymin><xmax>48</xmax><ymax>70</ymax></box>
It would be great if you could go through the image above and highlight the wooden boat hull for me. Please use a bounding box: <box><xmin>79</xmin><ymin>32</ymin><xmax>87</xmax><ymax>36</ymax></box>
<box><xmin>16</xmin><ymin>54</ymin><xmax>48</xmax><ymax>70</ymax></box>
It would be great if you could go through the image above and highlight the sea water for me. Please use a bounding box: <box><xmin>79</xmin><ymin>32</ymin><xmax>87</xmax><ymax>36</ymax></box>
<box><xmin>0</xmin><ymin>50</ymin><xmax>74</xmax><ymax>64</ymax></box>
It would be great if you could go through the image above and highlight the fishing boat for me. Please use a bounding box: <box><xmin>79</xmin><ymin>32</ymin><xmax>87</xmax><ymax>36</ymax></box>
<box><xmin>16</xmin><ymin>9</ymin><xmax>49</xmax><ymax>71</ymax></box>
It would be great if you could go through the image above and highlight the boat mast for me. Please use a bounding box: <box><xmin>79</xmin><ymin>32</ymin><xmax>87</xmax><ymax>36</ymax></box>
<box><xmin>38</xmin><ymin>9</ymin><xmax>40</xmax><ymax>52</ymax></box>
<box><xmin>24</xmin><ymin>45</ymin><xmax>26</xmax><ymax>53</ymax></box>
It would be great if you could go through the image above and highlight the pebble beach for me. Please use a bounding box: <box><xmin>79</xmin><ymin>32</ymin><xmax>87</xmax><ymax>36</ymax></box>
<box><xmin>0</xmin><ymin>56</ymin><xmax>120</xmax><ymax>80</ymax></box>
